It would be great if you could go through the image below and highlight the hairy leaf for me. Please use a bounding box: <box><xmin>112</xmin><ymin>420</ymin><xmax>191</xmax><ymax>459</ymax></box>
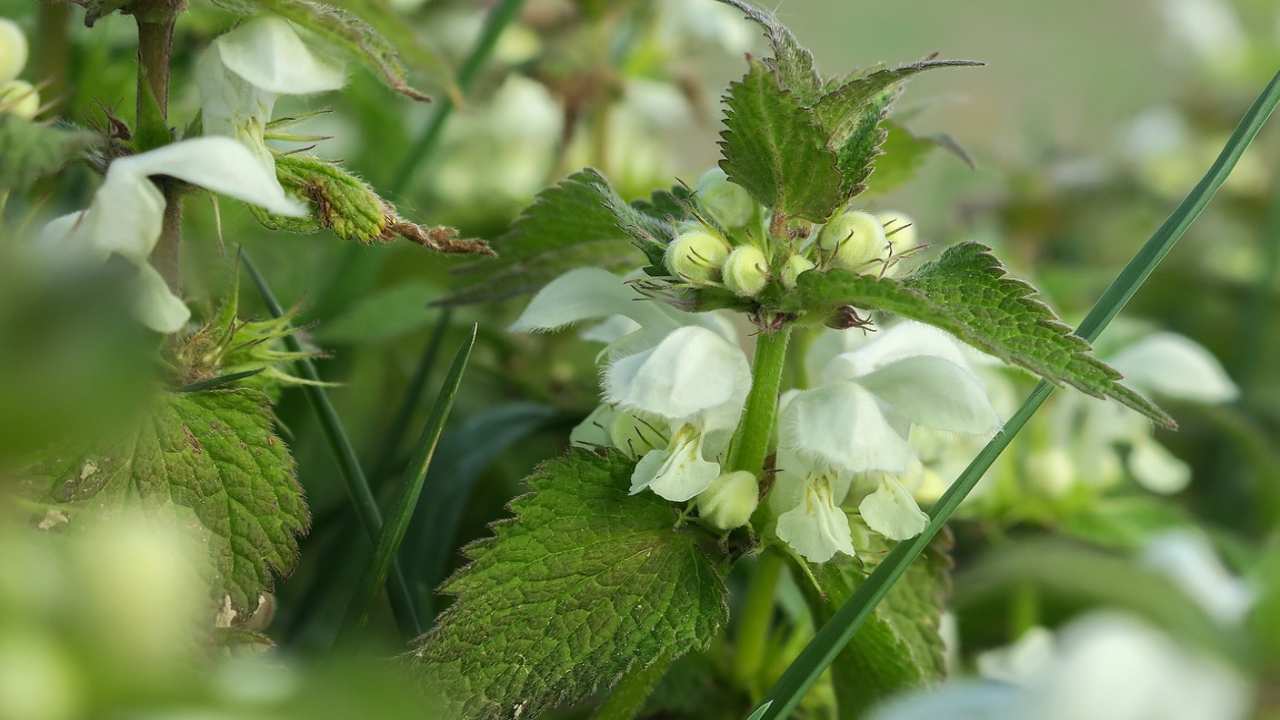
<box><xmin>808</xmin><ymin>523</ymin><xmax>951</xmax><ymax>718</ymax></box>
<box><xmin>833</xmin><ymin>87</ymin><xmax>898</xmax><ymax>200</ymax></box>
<box><xmin>714</xmin><ymin>0</ymin><xmax>822</xmax><ymax>103</ymax></box>
<box><xmin>446</xmin><ymin>168</ymin><xmax>665</xmax><ymax>303</ymax></box>
<box><xmin>37</xmin><ymin>389</ymin><xmax>308</xmax><ymax>614</ymax></box>
<box><xmin>0</xmin><ymin>116</ymin><xmax>98</xmax><ymax>191</ymax></box>
<box><xmin>771</xmin><ymin>243</ymin><xmax>1174</xmax><ymax>427</ymax></box>
<box><xmin>215</xmin><ymin>0</ymin><xmax>433</xmax><ymax>101</ymax></box>
<box><xmin>410</xmin><ymin>450</ymin><xmax>729</xmax><ymax>720</ymax></box>
<box><xmin>719</xmin><ymin>60</ymin><xmax>844</xmax><ymax>222</ymax></box>
<box><xmin>813</xmin><ymin>59</ymin><xmax>982</xmax><ymax>145</ymax></box>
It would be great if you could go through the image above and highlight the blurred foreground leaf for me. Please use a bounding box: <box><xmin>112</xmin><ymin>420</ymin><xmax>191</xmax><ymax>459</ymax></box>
<box><xmin>0</xmin><ymin>115</ymin><xmax>97</xmax><ymax>191</ymax></box>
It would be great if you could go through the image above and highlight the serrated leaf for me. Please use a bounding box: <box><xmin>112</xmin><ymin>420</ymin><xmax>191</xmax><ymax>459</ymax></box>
<box><xmin>813</xmin><ymin>59</ymin><xmax>982</xmax><ymax>146</ymax></box>
<box><xmin>410</xmin><ymin>450</ymin><xmax>729</xmax><ymax>720</ymax></box>
<box><xmin>808</xmin><ymin>524</ymin><xmax>951</xmax><ymax>718</ymax></box>
<box><xmin>713</xmin><ymin>0</ymin><xmax>822</xmax><ymax>103</ymax></box>
<box><xmin>719</xmin><ymin>60</ymin><xmax>844</xmax><ymax>222</ymax></box>
<box><xmin>215</xmin><ymin>0</ymin><xmax>433</xmax><ymax>101</ymax></box>
<box><xmin>36</xmin><ymin>389</ymin><xmax>308</xmax><ymax>614</ymax></box>
<box><xmin>770</xmin><ymin>243</ymin><xmax>1174</xmax><ymax>427</ymax></box>
<box><xmin>0</xmin><ymin>116</ymin><xmax>98</xmax><ymax>191</ymax></box>
<box><xmin>832</xmin><ymin>87</ymin><xmax>897</xmax><ymax>200</ymax></box>
<box><xmin>862</xmin><ymin>122</ymin><xmax>972</xmax><ymax>196</ymax></box>
<box><xmin>446</xmin><ymin>168</ymin><xmax>666</xmax><ymax>303</ymax></box>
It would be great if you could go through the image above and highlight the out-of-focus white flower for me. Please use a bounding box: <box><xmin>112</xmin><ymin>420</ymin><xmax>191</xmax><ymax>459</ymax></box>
<box><xmin>1161</xmin><ymin>0</ymin><xmax>1248</xmax><ymax>76</ymax></box>
<box><xmin>975</xmin><ymin>627</ymin><xmax>1056</xmax><ymax>684</ymax></box>
<box><xmin>0</xmin><ymin>18</ymin><xmax>28</xmax><ymax>84</ymax></box>
<box><xmin>0</xmin><ymin>78</ymin><xmax>39</xmax><ymax>120</ymax></box>
<box><xmin>657</xmin><ymin>0</ymin><xmax>754</xmax><ymax>55</ymax></box>
<box><xmin>773</xmin><ymin>322</ymin><xmax>999</xmax><ymax>559</ymax></box>
<box><xmin>873</xmin><ymin>613</ymin><xmax>1251</xmax><ymax>720</ymax></box>
<box><xmin>197</xmin><ymin>16</ymin><xmax>346</xmax><ymax>175</ymax></box>
<box><xmin>1143</xmin><ymin>531</ymin><xmax>1254</xmax><ymax>625</ymax></box>
<box><xmin>605</xmin><ymin>326</ymin><xmax>751</xmax><ymax>501</ymax></box>
<box><xmin>36</xmin><ymin>138</ymin><xmax>305</xmax><ymax>333</ymax></box>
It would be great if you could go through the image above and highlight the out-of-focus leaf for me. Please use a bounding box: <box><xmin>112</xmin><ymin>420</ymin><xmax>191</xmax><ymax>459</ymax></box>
<box><xmin>318</xmin><ymin>281</ymin><xmax>437</xmax><ymax>344</ymax></box>
<box><xmin>861</xmin><ymin>121</ymin><xmax>971</xmax><ymax>197</ymax></box>
<box><xmin>0</xmin><ymin>116</ymin><xmax>98</xmax><ymax>191</ymax></box>
<box><xmin>410</xmin><ymin>450</ymin><xmax>728</xmax><ymax>719</ymax></box>
<box><xmin>1058</xmin><ymin>495</ymin><xmax>1192</xmax><ymax>550</ymax></box>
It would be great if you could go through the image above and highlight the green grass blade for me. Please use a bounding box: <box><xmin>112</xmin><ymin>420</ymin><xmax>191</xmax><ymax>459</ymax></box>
<box><xmin>240</xmin><ymin>250</ymin><xmax>423</xmax><ymax>639</ymax></box>
<box><xmin>339</xmin><ymin>323</ymin><xmax>478</xmax><ymax>637</ymax></box>
<box><xmin>748</xmin><ymin>68</ymin><xmax>1280</xmax><ymax>720</ymax></box>
<box><xmin>370</xmin><ymin>308</ymin><xmax>455</xmax><ymax>485</ymax></box>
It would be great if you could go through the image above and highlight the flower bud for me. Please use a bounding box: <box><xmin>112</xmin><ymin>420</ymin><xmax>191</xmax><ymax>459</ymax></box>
<box><xmin>695</xmin><ymin>167</ymin><xmax>756</xmax><ymax>228</ymax></box>
<box><xmin>722</xmin><ymin>245</ymin><xmax>770</xmax><ymax>297</ymax></box>
<box><xmin>697</xmin><ymin>470</ymin><xmax>759</xmax><ymax>530</ymax></box>
<box><xmin>665</xmin><ymin>228</ymin><xmax>731</xmax><ymax>285</ymax></box>
<box><xmin>780</xmin><ymin>254</ymin><xmax>815</xmax><ymax>289</ymax></box>
<box><xmin>0</xmin><ymin>19</ymin><xmax>27</xmax><ymax>85</ymax></box>
<box><xmin>818</xmin><ymin>211</ymin><xmax>885</xmax><ymax>272</ymax></box>
<box><xmin>608</xmin><ymin>410</ymin><xmax>664</xmax><ymax>460</ymax></box>
<box><xmin>877</xmin><ymin>210</ymin><xmax>917</xmax><ymax>251</ymax></box>
<box><xmin>1026</xmin><ymin>447</ymin><xmax>1075</xmax><ymax>497</ymax></box>
<box><xmin>0</xmin><ymin>79</ymin><xmax>39</xmax><ymax>120</ymax></box>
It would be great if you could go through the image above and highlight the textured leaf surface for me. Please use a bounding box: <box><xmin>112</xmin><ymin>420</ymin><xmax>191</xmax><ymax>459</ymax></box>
<box><xmin>447</xmin><ymin>169</ymin><xmax>664</xmax><ymax>303</ymax></box>
<box><xmin>808</xmin><ymin>524</ymin><xmax>951</xmax><ymax>718</ymax></box>
<box><xmin>0</xmin><ymin>116</ymin><xmax>97</xmax><ymax>191</ymax></box>
<box><xmin>813</xmin><ymin>59</ymin><xmax>982</xmax><ymax>145</ymax></box>
<box><xmin>410</xmin><ymin>450</ymin><xmax>729</xmax><ymax>720</ymax></box>
<box><xmin>770</xmin><ymin>243</ymin><xmax>1174</xmax><ymax>427</ymax></box>
<box><xmin>215</xmin><ymin>0</ymin><xmax>433</xmax><ymax>101</ymax></box>
<box><xmin>714</xmin><ymin>0</ymin><xmax>822</xmax><ymax>103</ymax></box>
<box><xmin>719</xmin><ymin>60</ymin><xmax>844</xmax><ymax>222</ymax></box>
<box><xmin>38</xmin><ymin>389</ymin><xmax>307</xmax><ymax>613</ymax></box>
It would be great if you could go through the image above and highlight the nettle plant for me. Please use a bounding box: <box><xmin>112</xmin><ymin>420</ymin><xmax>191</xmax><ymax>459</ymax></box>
<box><xmin>414</xmin><ymin>1</ymin><xmax>1183</xmax><ymax>718</ymax></box>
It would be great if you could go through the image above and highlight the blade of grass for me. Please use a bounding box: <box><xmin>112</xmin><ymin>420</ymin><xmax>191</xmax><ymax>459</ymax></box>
<box><xmin>370</xmin><ymin>308</ymin><xmax>455</xmax><ymax>485</ymax></box>
<box><xmin>240</xmin><ymin>250</ymin><xmax>423</xmax><ymax>640</ymax></box>
<box><xmin>339</xmin><ymin>323</ymin><xmax>478</xmax><ymax>638</ymax></box>
<box><xmin>748</xmin><ymin>69</ymin><xmax>1280</xmax><ymax>720</ymax></box>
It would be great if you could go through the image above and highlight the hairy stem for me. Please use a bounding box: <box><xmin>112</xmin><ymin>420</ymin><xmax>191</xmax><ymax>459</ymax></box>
<box><xmin>135</xmin><ymin>5</ymin><xmax>180</xmax><ymax>289</ymax></box>
<box><xmin>735</xmin><ymin>550</ymin><xmax>784</xmax><ymax>695</ymax></box>
<box><xmin>728</xmin><ymin>328</ymin><xmax>792</xmax><ymax>476</ymax></box>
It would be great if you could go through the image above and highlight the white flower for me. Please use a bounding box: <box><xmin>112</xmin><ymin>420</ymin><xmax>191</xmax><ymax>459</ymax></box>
<box><xmin>198</xmin><ymin>16</ymin><xmax>345</xmax><ymax>175</ymax></box>
<box><xmin>1142</xmin><ymin>531</ymin><xmax>1254</xmax><ymax>625</ymax></box>
<box><xmin>873</xmin><ymin>613</ymin><xmax>1251</xmax><ymax>720</ymax></box>
<box><xmin>771</xmin><ymin>450</ymin><xmax>856</xmax><ymax>563</ymax></box>
<box><xmin>604</xmin><ymin>326</ymin><xmax>751</xmax><ymax>501</ymax></box>
<box><xmin>36</xmin><ymin>138</ymin><xmax>305</xmax><ymax>333</ymax></box>
<box><xmin>773</xmin><ymin>322</ymin><xmax>999</xmax><ymax>556</ymax></box>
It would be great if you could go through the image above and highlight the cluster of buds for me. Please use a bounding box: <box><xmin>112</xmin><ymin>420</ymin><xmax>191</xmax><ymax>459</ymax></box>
<box><xmin>664</xmin><ymin>167</ymin><xmax>920</xmax><ymax>301</ymax></box>
<box><xmin>0</xmin><ymin>18</ymin><xmax>38</xmax><ymax>120</ymax></box>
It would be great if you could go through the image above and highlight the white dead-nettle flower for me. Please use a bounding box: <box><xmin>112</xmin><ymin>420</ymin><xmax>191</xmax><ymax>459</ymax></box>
<box><xmin>772</xmin><ymin>321</ymin><xmax>1000</xmax><ymax>562</ymax></box>
<box><xmin>197</xmin><ymin>16</ymin><xmax>346</xmax><ymax>175</ymax></box>
<box><xmin>37</xmin><ymin>138</ymin><xmax>305</xmax><ymax>333</ymax></box>
<box><xmin>1043</xmin><ymin>331</ymin><xmax>1237</xmax><ymax>496</ymax></box>
<box><xmin>1142</xmin><ymin>530</ymin><xmax>1254</xmax><ymax>625</ymax></box>
<box><xmin>872</xmin><ymin>613</ymin><xmax>1251</xmax><ymax>720</ymax></box>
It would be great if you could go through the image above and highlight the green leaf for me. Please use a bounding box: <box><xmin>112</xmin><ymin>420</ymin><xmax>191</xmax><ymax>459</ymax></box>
<box><xmin>773</xmin><ymin>242</ymin><xmax>1173</xmax><ymax>427</ymax></box>
<box><xmin>863</xmin><ymin>122</ymin><xmax>972</xmax><ymax>196</ymax></box>
<box><xmin>215</xmin><ymin>0</ymin><xmax>433</xmax><ymax>101</ymax></box>
<box><xmin>748</xmin><ymin>67</ymin><xmax>1280</xmax><ymax>720</ymax></box>
<box><xmin>813</xmin><ymin>59</ymin><xmax>982</xmax><ymax>146</ymax></box>
<box><xmin>719</xmin><ymin>60</ymin><xmax>844</xmax><ymax>222</ymax></box>
<box><xmin>1058</xmin><ymin>495</ymin><xmax>1192</xmax><ymax>550</ymax></box>
<box><xmin>410</xmin><ymin>450</ymin><xmax>729</xmax><ymax>720</ymax></box>
<box><xmin>0</xmin><ymin>116</ymin><xmax>98</xmax><ymax>191</ymax></box>
<box><xmin>318</xmin><ymin>281</ymin><xmax>437</xmax><ymax>344</ymax></box>
<box><xmin>37</xmin><ymin>389</ymin><xmax>307</xmax><ymax>614</ymax></box>
<box><xmin>713</xmin><ymin>0</ymin><xmax>822</xmax><ymax>103</ymax></box>
<box><xmin>808</xmin><ymin>525</ymin><xmax>951</xmax><ymax>718</ymax></box>
<box><xmin>447</xmin><ymin>168</ymin><xmax>666</xmax><ymax>303</ymax></box>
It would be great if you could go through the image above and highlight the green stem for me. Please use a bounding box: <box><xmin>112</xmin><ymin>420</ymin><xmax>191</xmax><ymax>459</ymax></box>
<box><xmin>135</xmin><ymin>6</ymin><xmax>181</xmax><ymax>289</ymax></box>
<box><xmin>735</xmin><ymin>550</ymin><xmax>784</xmax><ymax>695</ymax></box>
<box><xmin>728</xmin><ymin>328</ymin><xmax>792</xmax><ymax>476</ymax></box>
<box><xmin>1009</xmin><ymin>581</ymin><xmax>1040</xmax><ymax>639</ymax></box>
<box><xmin>592</xmin><ymin>655</ymin><xmax>672</xmax><ymax>720</ymax></box>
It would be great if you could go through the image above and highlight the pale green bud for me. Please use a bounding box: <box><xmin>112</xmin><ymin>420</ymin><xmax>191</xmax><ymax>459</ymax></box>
<box><xmin>722</xmin><ymin>245</ymin><xmax>770</xmax><ymax>297</ymax></box>
<box><xmin>818</xmin><ymin>210</ymin><xmax>885</xmax><ymax>272</ymax></box>
<box><xmin>665</xmin><ymin>228</ymin><xmax>732</xmax><ymax>285</ymax></box>
<box><xmin>695</xmin><ymin>167</ymin><xmax>756</xmax><ymax>228</ymax></box>
<box><xmin>877</xmin><ymin>210</ymin><xmax>917</xmax><ymax>251</ymax></box>
<box><xmin>697</xmin><ymin>470</ymin><xmax>759</xmax><ymax>530</ymax></box>
<box><xmin>0</xmin><ymin>19</ymin><xmax>27</xmax><ymax>85</ymax></box>
<box><xmin>780</xmin><ymin>254</ymin><xmax>815</xmax><ymax>290</ymax></box>
<box><xmin>1025</xmin><ymin>447</ymin><xmax>1075</xmax><ymax>497</ymax></box>
<box><xmin>608</xmin><ymin>410</ymin><xmax>665</xmax><ymax>460</ymax></box>
<box><xmin>0</xmin><ymin>79</ymin><xmax>39</xmax><ymax>120</ymax></box>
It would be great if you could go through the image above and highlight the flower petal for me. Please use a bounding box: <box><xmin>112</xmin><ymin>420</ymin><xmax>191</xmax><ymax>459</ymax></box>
<box><xmin>1109</xmin><ymin>332</ymin><xmax>1238</xmax><ymax>404</ymax></box>
<box><xmin>858</xmin><ymin>355</ymin><xmax>1000</xmax><ymax>433</ymax></box>
<box><xmin>1142</xmin><ymin>531</ymin><xmax>1254</xmax><ymax>624</ymax></box>
<box><xmin>776</xmin><ymin>480</ymin><xmax>856</xmax><ymax>563</ymax></box>
<box><xmin>976</xmin><ymin>627</ymin><xmax>1056</xmax><ymax>685</ymax></box>
<box><xmin>117</xmin><ymin>137</ymin><xmax>306</xmax><ymax>218</ymax></box>
<box><xmin>579</xmin><ymin>315</ymin><xmax>642</xmax><ymax>344</ymax></box>
<box><xmin>637</xmin><ymin>431</ymin><xmax>720</xmax><ymax>502</ymax></box>
<box><xmin>1128</xmin><ymin>437</ymin><xmax>1191</xmax><ymax>494</ymax></box>
<box><xmin>604</xmin><ymin>325</ymin><xmax>750</xmax><ymax>426</ymax></box>
<box><xmin>215</xmin><ymin>17</ymin><xmax>346</xmax><ymax>95</ymax></box>
<box><xmin>859</xmin><ymin>475</ymin><xmax>929</xmax><ymax>541</ymax></box>
<box><xmin>780</xmin><ymin>383</ymin><xmax>914</xmax><ymax>474</ymax></box>
<box><xmin>133</xmin><ymin>263</ymin><xmax>191</xmax><ymax>334</ymax></box>
<box><xmin>868</xmin><ymin>680</ymin><xmax>1020</xmax><ymax>720</ymax></box>
<box><xmin>823</xmin><ymin>321</ymin><xmax>971</xmax><ymax>382</ymax></box>
<box><xmin>509</xmin><ymin>268</ymin><xmax>680</xmax><ymax>335</ymax></box>
<box><xmin>569</xmin><ymin>404</ymin><xmax>614</xmax><ymax>449</ymax></box>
